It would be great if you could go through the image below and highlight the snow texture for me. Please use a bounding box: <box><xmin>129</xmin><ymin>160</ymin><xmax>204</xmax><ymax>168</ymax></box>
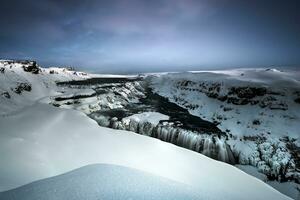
<box><xmin>0</xmin><ymin>164</ymin><xmax>202</xmax><ymax>200</ymax></box>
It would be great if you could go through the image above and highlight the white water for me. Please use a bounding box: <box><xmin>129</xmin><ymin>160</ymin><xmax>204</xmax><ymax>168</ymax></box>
<box><xmin>97</xmin><ymin>116</ymin><xmax>236</xmax><ymax>164</ymax></box>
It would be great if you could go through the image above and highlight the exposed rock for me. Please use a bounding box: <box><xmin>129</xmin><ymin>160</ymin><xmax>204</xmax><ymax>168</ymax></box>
<box><xmin>217</xmin><ymin>95</ymin><xmax>227</xmax><ymax>101</ymax></box>
<box><xmin>175</xmin><ymin>81</ymin><xmax>277</xmax><ymax>108</ymax></box>
<box><xmin>250</xmin><ymin>100</ymin><xmax>259</xmax><ymax>105</ymax></box>
<box><xmin>223</xmin><ymin>107</ymin><xmax>233</xmax><ymax>112</ymax></box>
<box><xmin>0</xmin><ymin>67</ymin><xmax>5</xmax><ymax>73</ymax></box>
<box><xmin>253</xmin><ymin>119</ymin><xmax>261</xmax><ymax>125</ymax></box>
<box><xmin>284</xmin><ymin>138</ymin><xmax>300</xmax><ymax>182</ymax></box>
<box><xmin>269</xmin><ymin>102</ymin><xmax>288</xmax><ymax>110</ymax></box>
<box><xmin>65</xmin><ymin>67</ymin><xmax>75</xmax><ymax>71</ymax></box>
<box><xmin>259</xmin><ymin>96</ymin><xmax>288</xmax><ymax>110</ymax></box>
<box><xmin>13</xmin><ymin>83</ymin><xmax>32</xmax><ymax>94</ymax></box>
<box><xmin>229</xmin><ymin>87</ymin><xmax>267</xmax><ymax>99</ymax></box>
<box><xmin>243</xmin><ymin>135</ymin><xmax>266</xmax><ymax>141</ymax></box>
<box><xmin>259</xmin><ymin>96</ymin><xmax>277</xmax><ymax>108</ymax></box>
<box><xmin>54</xmin><ymin>92</ymin><xmax>96</xmax><ymax>101</ymax></box>
<box><xmin>295</xmin><ymin>98</ymin><xmax>300</xmax><ymax>104</ymax></box>
<box><xmin>227</xmin><ymin>97</ymin><xmax>249</xmax><ymax>105</ymax></box>
<box><xmin>22</xmin><ymin>61</ymin><xmax>40</xmax><ymax>74</ymax></box>
<box><xmin>1</xmin><ymin>91</ymin><xmax>10</xmax><ymax>99</ymax></box>
<box><xmin>267</xmin><ymin>90</ymin><xmax>285</xmax><ymax>96</ymax></box>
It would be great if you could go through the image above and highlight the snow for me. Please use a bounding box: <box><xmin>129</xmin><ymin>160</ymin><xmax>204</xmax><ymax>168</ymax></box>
<box><xmin>236</xmin><ymin>165</ymin><xmax>268</xmax><ymax>181</ymax></box>
<box><xmin>0</xmin><ymin>164</ymin><xmax>201</xmax><ymax>200</ymax></box>
<box><xmin>123</xmin><ymin>112</ymin><xmax>169</xmax><ymax>125</ymax></box>
<box><xmin>0</xmin><ymin>102</ymin><xmax>290</xmax><ymax>199</ymax></box>
<box><xmin>237</xmin><ymin>165</ymin><xmax>300</xmax><ymax>200</ymax></box>
<box><xmin>0</xmin><ymin>61</ymin><xmax>294</xmax><ymax>199</ymax></box>
<box><xmin>268</xmin><ymin>182</ymin><xmax>300</xmax><ymax>200</ymax></box>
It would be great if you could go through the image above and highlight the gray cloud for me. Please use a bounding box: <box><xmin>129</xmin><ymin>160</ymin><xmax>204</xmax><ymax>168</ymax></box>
<box><xmin>0</xmin><ymin>0</ymin><xmax>299</xmax><ymax>73</ymax></box>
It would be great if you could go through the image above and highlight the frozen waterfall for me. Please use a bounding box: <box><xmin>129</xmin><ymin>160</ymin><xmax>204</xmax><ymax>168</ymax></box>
<box><xmin>91</xmin><ymin>113</ymin><xmax>236</xmax><ymax>164</ymax></box>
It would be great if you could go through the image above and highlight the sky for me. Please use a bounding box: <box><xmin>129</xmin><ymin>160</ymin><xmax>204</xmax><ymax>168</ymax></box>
<box><xmin>0</xmin><ymin>0</ymin><xmax>299</xmax><ymax>73</ymax></box>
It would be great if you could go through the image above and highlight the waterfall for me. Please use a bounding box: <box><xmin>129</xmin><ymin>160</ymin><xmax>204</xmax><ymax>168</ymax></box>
<box><xmin>90</xmin><ymin>114</ymin><xmax>236</xmax><ymax>164</ymax></box>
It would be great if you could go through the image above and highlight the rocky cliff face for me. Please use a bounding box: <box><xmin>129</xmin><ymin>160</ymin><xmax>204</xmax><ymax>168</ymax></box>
<box><xmin>149</xmin><ymin>70</ymin><xmax>300</xmax><ymax>184</ymax></box>
<box><xmin>175</xmin><ymin>80</ymin><xmax>288</xmax><ymax>110</ymax></box>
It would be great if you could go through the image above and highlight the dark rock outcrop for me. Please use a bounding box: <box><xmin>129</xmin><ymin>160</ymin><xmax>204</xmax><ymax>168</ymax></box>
<box><xmin>259</xmin><ymin>96</ymin><xmax>288</xmax><ymax>110</ymax></box>
<box><xmin>175</xmin><ymin>81</ymin><xmax>275</xmax><ymax>107</ymax></box>
<box><xmin>252</xmin><ymin>119</ymin><xmax>261</xmax><ymax>125</ymax></box>
<box><xmin>1</xmin><ymin>91</ymin><xmax>10</xmax><ymax>98</ymax></box>
<box><xmin>13</xmin><ymin>83</ymin><xmax>32</xmax><ymax>94</ymax></box>
<box><xmin>22</xmin><ymin>61</ymin><xmax>40</xmax><ymax>74</ymax></box>
<box><xmin>229</xmin><ymin>87</ymin><xmax>267</xmax><ymax>99</ymax></box>
<box><xmin>54</xmin><ymin>92</ymin><xmax>96</xmax><ymax>101</ymax></box>
<box><xmin>227</xmin><ymin>97</ymin><xmax>250</xmax><ymax>105</ymax></box>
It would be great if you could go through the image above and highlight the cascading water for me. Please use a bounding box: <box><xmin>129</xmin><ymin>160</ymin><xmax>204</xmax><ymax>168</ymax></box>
<box><xmin>90</xmin><ymin>113</ymin><xmax>236</xmax><ymax>164</ymax></box>
<box><xmin>56</xmin><ymin>77</ymin><xmax>236</xmax><ymax>164</ymax></box>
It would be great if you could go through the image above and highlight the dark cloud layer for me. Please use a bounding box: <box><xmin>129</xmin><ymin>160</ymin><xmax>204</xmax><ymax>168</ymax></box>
<box><xmin>0</xmin><ymin>0</ymin><xmax>299</xmax><ymax>73</ymax></box>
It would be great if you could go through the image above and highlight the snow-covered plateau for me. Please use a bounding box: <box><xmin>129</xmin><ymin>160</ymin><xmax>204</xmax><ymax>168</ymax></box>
<box><xmin>0</xmin><ymin>60</ymin><xmax>299</xmax><ymax>199</ymax></box>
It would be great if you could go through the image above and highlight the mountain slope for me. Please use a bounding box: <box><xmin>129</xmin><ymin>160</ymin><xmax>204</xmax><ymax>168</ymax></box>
<box><xmin>0</xmin><ymin>61</ymin><xmax>292</xmax><ymax>199</ymax></box>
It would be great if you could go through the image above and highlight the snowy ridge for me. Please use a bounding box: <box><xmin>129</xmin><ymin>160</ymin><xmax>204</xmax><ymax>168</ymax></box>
<box><xmin>0</xmin><ymin>164</ymin><xmax>201</xmax><ymax>200</ymax></box>
<box><xmin>0</xmin><ymin>60</ymin><xmax>91</xmax><ymax>115</ymax></box>
<box><xmin>0</xmin><ymin>103</ymin><xmax>291</xmax><ymax>200</ymax></box>
<box><xmin>123</xmin><ymin>112</ymin><xmax>170</xmax><ymax>125</ymax></box>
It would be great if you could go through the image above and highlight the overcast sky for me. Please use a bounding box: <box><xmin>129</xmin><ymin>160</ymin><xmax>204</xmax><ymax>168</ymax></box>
<box><xmin>0</xmin><ymin>0</ymin><xmax>299</xmax><ymax>73</ymax></box>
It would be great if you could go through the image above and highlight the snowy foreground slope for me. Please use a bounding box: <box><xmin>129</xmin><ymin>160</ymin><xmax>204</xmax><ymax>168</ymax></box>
<box><xmin>0</xmin><ymin>100</ymin><xmax>290</xmax><ymax>199</ymax></box>
<box><xmin>0</xmin><ymin>164</ymin><xmax>201</xmax><ymax>200</ymax></box>
<box><xmin>0</xmin><ymin>60</ymin><xmax>293</xmax><ymax>199</ymax></box>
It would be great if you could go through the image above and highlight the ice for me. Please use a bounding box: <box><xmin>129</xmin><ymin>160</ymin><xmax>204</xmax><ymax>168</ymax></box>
<box><xmin>107</xmin><ymin>113</ymin><xmax>235</xmax><ymax>163</ymax></box>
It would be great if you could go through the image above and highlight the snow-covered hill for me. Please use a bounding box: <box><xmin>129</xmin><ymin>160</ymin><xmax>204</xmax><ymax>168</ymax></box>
<box><xmin>150</xmin><ymin>69</ymin><xmax>300</xmax><ymax>138</ymax></box>
<box><xmin>0</xmin><ymin>101</ymin><xmax>291</xmax><ymax>200</ymax></box>
<box><xmin>0</xmin><ymin>60</ymin><xmax>295</xmax><ymax>199</ymax></box>
<box><xmin>149</xmin><ymin>68</ymin><xmax>300</xmax><ymax>198</ymax></box>
<box><xmin>0</xmin><ymin>164</ymin><xmax>202</xmax><ymax>200</ymax></box>
<box><xmin>0</xmin><ymin>60</ymin><xmax>91</xmax><ymax>115</ymax></box>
